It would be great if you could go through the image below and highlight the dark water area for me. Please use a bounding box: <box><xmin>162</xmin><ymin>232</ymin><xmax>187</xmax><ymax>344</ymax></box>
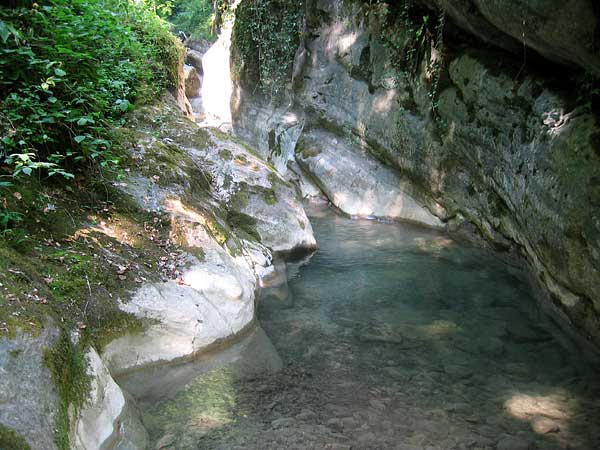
<box><xmin>131</xmin><ymin>203</ymin><xmax>600</xmax><ymax>450</ymax></box>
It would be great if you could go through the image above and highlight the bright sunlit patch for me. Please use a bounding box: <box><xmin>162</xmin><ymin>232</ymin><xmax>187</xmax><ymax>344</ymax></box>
<box><xmin>183</xmin><ymin>267</ymin><xmax>243</xmax><ymax>300</ymax></box>
<box><xmin>325</xmin><ymin>23</ymin><xmax>358</xmax><ymax>58</ymax></box>
<box><xmin>75</xmin><ymin>215</ymin><xmax>143</xmax><ymax>247</ymax></box>
<box><xmin>283</xmin><ymin>112</ymin><xmax>299</xmax><ymax>124</ymax></box>
<box><xmin>414</xmin><ymin>236</ymin><xmax>454</xmax><ymax>254</ymax></box>
<box><xmin>421</xmin><ymin>320</ymin><xmax>459</xmax><ymax>336</ymax></box>
<box><xmin>504</xmin><ymin>392</ymin><xmax>573</xmax><ymax>421</ymax></box>
<box><xmin>200</xmin><ymin>26</ymin><xmax>233</xmax><ymax>126</ymax></box>
<box><xmin>373</xmin><ymin>90</ymin><xmax>396</xmax><ymax>113</ymax></box>
<box><xmin>164</xmin><ymin>198</ymin><xmax>207</xmax><ymax>225</ymax></box>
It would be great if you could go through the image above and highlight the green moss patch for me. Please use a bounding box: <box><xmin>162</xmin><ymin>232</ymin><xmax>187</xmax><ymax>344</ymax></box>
<box><xmin>261</xmin><ymin>187</ymin><xmax>278</xmax><ymax>205</ymax></box>
<box><xmin>219</xmin><ymin>149</ymin><xmax>234</xmax><ymax>161</ymax></box>
<box><xmin>226</xmin><ymin>210</ymin><xmax>261</xmax><ymax>242</ymax></box>
<box><xmin>232</xmin><ymin>0</ymin><xmax>304</xmax><ymax>99</ymax></box>
<box><xmin>298</xmin><ymin>143</ymin><xmax>322</xmax><ymax>159</ymax></box>
<box><xmin>0</xmin><ymin>424</ymin><xmax>31</xmax><ymax>450</ymax></box>
<box><xmin>44</xmin><ymin>331</ymin><xmax>91</xmax><ymax>450</ymax></box>
<box><xmin>0</xmin><ymin>175</ymin><xmax>209</xmax><ymax>448</ymax></box>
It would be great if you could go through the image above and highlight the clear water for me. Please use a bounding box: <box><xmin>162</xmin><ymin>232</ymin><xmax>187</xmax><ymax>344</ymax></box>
<box><xmin>130</xmin><ymin>203</ymin><xmax>600</xmax><ymax>450</ymax></box>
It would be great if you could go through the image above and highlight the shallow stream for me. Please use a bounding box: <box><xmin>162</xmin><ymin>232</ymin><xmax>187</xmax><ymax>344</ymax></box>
<box><xmin>120</xmin><ymin>203</ymin><xmax>600</xmax><ymax>450</ymax></box>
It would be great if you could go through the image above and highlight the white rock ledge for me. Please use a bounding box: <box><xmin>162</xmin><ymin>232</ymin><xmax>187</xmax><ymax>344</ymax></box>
<box><xmin>102</xmin><ymin>224</ymin><xmax>258</xmax><ymax>376</ymax></box>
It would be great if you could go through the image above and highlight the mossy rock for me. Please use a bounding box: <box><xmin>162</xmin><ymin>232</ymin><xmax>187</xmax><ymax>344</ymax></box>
<box><xmin>43</xmin><ymin>332</ymin><xmax>92</xmax><ymax>450</ymax></box>
<box><xmin>260</xmin><ymin>186</ymin><xmax>278</xmax><ymax>205</ymax></box>
<box><xmin>226</xmin><ymin>210</ymin><xmax>261</xmax><ymax>242</ymax></box>
<box><xmin>219</xmin><ymin>149</ymin><xmax>234</xmax><ymax>161</ymax></box>
<box><xmin>0</xmin><ymin>424</ymin><xmax>31</xmax><ymax>450</ymax></box>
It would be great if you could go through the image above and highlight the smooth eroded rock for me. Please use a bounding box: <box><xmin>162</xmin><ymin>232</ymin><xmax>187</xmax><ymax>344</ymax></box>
<box><xmin>71</xmin><ymin>348</ymin><xmax>148</xmax><ymax>450</ymax></box>
<box><xmin>102</xmin><ymin>225</ymin><xmax>257</xmax><ymax>374</ymax></box>
<box><xmin>296</xmin><ymin>129</ymin><xmax>445</xmax><ymax>228</ymax></box>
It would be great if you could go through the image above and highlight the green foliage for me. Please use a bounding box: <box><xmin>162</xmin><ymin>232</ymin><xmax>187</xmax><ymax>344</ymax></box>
<box><xmin>371</xmin><ymin>0</ymin><xmax>445</xmax><ymax>115</ymax></box>
<box><xmin>0</xmin><ymin>181</ymin><xmax>23</xmax><ymax>231</ymax></box>
<box><xmin>44</xmin><ymin>331</ymin><xmax>91</xmax><ymax>450</ymax></box>
<box><xmin>168</xmin><ymin>0</ymin><xmax>218</xmax><ymax>41</ymax></box>
<box><xmin>232</xmin><ymin>0</ymin><xmax>303</xmax><ymax>101</ymax></box>
<box><xmin>0</xmin><ymin>0</ymin><xmax>180</xmax><ymax>190</ymax></box>
<box><xmin>0</xmin><ymin>424</ymin><xmax>31</xmax><ymax>450</ymax></box>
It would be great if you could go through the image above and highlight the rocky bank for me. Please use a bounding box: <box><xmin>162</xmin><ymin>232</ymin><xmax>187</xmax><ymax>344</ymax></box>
<box><xmin>0</xmin><ymin>93</ymin><xmax>316</xmax><ymax>449</ymax></box>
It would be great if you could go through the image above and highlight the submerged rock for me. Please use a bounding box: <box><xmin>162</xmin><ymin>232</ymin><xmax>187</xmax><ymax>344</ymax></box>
<box><xmin>530</xmin><ymin>416</ymin><xmax>560</xmax><ymax>435</ymax></box>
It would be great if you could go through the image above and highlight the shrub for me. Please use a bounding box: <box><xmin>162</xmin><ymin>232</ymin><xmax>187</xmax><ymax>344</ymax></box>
<box><xmin>169</xmin><ymin>0</ymin><xmax>217</xmax><ymax>41</ymax></box>
<box><xmin>0</xmin><ymin>0</ymin><xmax>180</xmax><ymax>187</ymax></box>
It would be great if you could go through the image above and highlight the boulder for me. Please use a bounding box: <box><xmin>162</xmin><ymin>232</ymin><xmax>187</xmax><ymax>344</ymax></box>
<box><xmin>201</xmin><ymin>129</ymin><xmax>317</xmax><ymax>253</ymax></box>
<box><xmin>183</xmin><ymin>64</ymin><xmax>201</xmax><ymax>98</ymax></box>
<box><xmin>185</xmin><ymin>49</ymin><xmax>204</xmax><ymax>76</ymax></box>
<box><xmin>185</xmin><ymin>39</ymin><xmax>212</xmax><ymax>55</ymax></box>
<box><xmin>102</xmin><ymin>224</ymin><xmax>257</xmax><ymax>374</ymax></box>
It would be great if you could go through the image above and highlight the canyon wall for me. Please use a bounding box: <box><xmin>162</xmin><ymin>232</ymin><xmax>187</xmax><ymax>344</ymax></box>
<box><xmin>230</xmin><ymin>0</ymin><xmax>600</xmax><ymax>353</ymax></box>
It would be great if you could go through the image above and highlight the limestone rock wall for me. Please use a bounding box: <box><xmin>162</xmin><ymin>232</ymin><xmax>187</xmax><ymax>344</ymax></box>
<box><xmin>0</xmin><ymin>325</ymin><xmax>60</xmax><ymax>450</ymax></box>
<box><xmin>231</xmin><ymin>0</ymin><xmax>600</xmax><ymax>351</ymax></box>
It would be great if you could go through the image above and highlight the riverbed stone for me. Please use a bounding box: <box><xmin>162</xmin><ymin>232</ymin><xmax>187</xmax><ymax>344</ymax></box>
<box><xmin>496</xmin><ymin>435</ymin><xmax>531</xmax><ymax>450</ymax></box>
<box><xmin>530</xmin><ymin>416</ymin><xmax>560</xmax><ymax>434</ymax></box>
<box><xmin>271</xmin><ymin>417</ymin><xmax>296</xmax><ymax>428</ymax></box>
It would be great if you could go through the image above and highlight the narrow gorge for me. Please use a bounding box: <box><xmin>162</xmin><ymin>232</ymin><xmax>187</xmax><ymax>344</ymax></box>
<box><xmin>0</xmin><ymin>1</ymin><xmax>598</xmax><ymax>450</ymax></box>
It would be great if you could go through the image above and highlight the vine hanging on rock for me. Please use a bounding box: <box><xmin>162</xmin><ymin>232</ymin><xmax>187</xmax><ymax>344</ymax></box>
<box><xmin>232</xmin><ymin>0</ymin><xmax>304</xmax><ymax>102</ymax></box>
